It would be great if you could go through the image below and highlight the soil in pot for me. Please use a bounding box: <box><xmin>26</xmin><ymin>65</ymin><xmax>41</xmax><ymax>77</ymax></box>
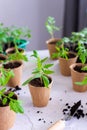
<box><xmin>6</xmin><ymin>48</ymin><xmax>24</xmax><ymax>54</ymax></box>
<box><xmin>29</xmin><ymin>77</ymin><xmax>52</xmax><ymax>107</ymax></box>
<box><xmin>0</xmin><ymin>92</ymin><xmax>17</xmax><ymax>107</ymax></box>
<box><xmin>74</xmin><ymin>65</ymin><xmax>87</xmax><ymax>73</ymax></box>
<box><xmin>30</xmin><ymin>77</ymin><xmax>52</xmax><ymax>87</ymax></box>
<box><xmin>3</xmin><ymin>61</ymin><xmax>21</xmax><ymax>69</ymax></box>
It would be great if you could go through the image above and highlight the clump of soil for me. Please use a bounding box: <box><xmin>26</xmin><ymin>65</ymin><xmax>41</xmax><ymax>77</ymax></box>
<box><xmin>3</xmin><ymin>62</ymin><xmax>21</xmax><ymax>69</ymax></box>
<box><xmin>8</xmin><ymin>86</ymin><xmax>21</xmax><ymax>92</ymax></box>
<box><xmin>74</xmin><ymin>65</ymin><xmax>87</xmax><ymax>73</ymax></box>
<box><xmin>30</xmin><ymin>77</ymin><xmax>52</xmax><ymax>87</ymax></box>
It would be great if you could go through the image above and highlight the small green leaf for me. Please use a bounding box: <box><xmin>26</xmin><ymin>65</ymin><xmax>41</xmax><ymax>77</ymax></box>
<box><xmin>75</xmin><ymin>76</ymin><xmax>87</xmax><ymax>86</ymax></box>
<box><xmin>22</xmin><ymin>74</ymin><xmax>41</xmax><ymax>86</ymax></box>
<box><xmin>81</xmin><ymin>66</ymin><xmax>87</xmax><ymax>71</ymax></box>
<box><xmin>43</xmin><ymin>69</ymin><xmax>54</xmax><ymax>74</ymax></box>
<box><xmin>44</xmin><ymin>64</ymin><xmax>53</xmax><ymax>68</ymax></box>
<box><xmin>42</xmin><ymin>75</ymin><xmax>49</xmax><ymax>87</ymax></box>
<box><xmin>2</xmin><ymin>98</ymin><xmax>7</xmax><ymax>105</ymax></box>
<box><xmin>9</xmin><ymin>100</ymin><xmax>24</xmax><ymax>113</ymax></box>
<box><xmin>41</xmin><ymin>57</ymin><xmax>48</xmax><ymax>63</ymax></box>
<box><xmin>8</xmin><ymin>92</ymin><xmax>14</xmax><ymax>98</ymax></box>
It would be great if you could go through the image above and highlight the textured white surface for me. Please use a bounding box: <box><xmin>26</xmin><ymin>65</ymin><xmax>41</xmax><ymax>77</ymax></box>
<box><xmin>10</xmin><ymin>50</ymin><xmax>87</xmax><ymax>130</ymax></box>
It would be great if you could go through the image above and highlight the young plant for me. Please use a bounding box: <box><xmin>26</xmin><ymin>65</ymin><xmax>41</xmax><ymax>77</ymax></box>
<box><xmin>45</xmin><ymin>16</ymin><xmax>60</xmax><ymax>38</ymax></box>
<box><xmin>23</xmin><ymin>50</ymin><xmax>54</xmax><ymax>88</ymax></box>
<box><xmin>7</xmin><ymin>47</ymin><xmax>28</xmax><ymax>62</ymax></box>
<box><xmin>70</xmin><ymin>31</ymin><xmax>86</xmax><ymax>43</ymax></box>
<box><xmin>0</xmin><ymin>67</ymin><xmax>24</xmax><ymax>113</ymax></box>
<box><xmin>10</xmin><ymin>26</ymin><xmax>31</xmax><ymax>47</ymax></box>
<box><xmin>0</xmin><ymin>23</ymin><xmax>9</xmax><ymax>53</ymax></box>
<box><xmin>56</xmin><ymin>37</ymin><xmax>70</xmax><ymax>46</ymax></box>
<box><xmin>76</xmin><ymin>42</ymin><xmax>87</xmax><ymax>64</ymax></box>
<box><xmin>52</xmin><ymin>45</ymin><xmax>69</xmax><ymax>59</ymax></box>
<box><xmin>0</xmin><ymin>67</ymin><xmax>14</xmax><ymax>86</ymax></box>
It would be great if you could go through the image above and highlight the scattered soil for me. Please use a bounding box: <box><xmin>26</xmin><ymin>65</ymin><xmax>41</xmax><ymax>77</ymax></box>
<box><xmin>62</xmin><ymin>100</ymin><xmax>87</xmax><ymax>120</ymax></box>
<box><xmin>29</xmin><ymin>77</ymin><xmax>52</xmax><ymax>87</ymax></box>
<box><xmin>74</xmin><ymin>65</ymin><xmax>87</xmax><ymax>73</ymax></box>
<box><xmin>3</xmin><ymin>61</ymin><xmax>21</xmax><ymax>69</ymax></box>
<box><xmin>0</xmin><ymin>92</ymin><xmax>17</xmax><ymax>107</ymax></box>
<box><xmin>7</xmin><ymin>86</ymin><xmax>21</xmax><ymax>92</ymax></box>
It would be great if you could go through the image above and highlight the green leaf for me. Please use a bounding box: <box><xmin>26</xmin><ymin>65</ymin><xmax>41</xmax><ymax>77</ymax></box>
<box><xmin>8</xmin><ymin>92</ymin><xmax>14</xmax><ymax>98</ymax></box>
<box><xmin>2</xmin><ymin>98</ymin><xmax>7</xmax><ymax>105</ymax></box>
<box><xmin>43</xmin><ymin>69</ymin><xmax>54</xmax><ymax>74</ymax></box>
<box><xmin>9</xmin><ymin>100</ymin><xmax>24</xmax><ymax>113</ymax></box>
<box><xmin>22</xmin><ymin>74</ymin><xmax>41</xmax><ymax>86</ymax></box>
<box><xmin>44</xmin><ymin>64</ymin><xmax>53</xmax><ymax>68</ymax></box>
<box><xmin>81</xmin><ymin>66</ymin><xmax>87</xmax><ymax>71</ymax></box>
<box><xmin>75</xmin><ymin>76</ymin><xmax>87</xmax><ymax>86</ymax></box>
<box><xmin>42</xmin><ymin>75</ymin><xmax>49</xmax><ymax>87</ymax></box>
<box><xmin>41</xmin><ymin>57</ymin><xmax>48</xmax><ymax>63</ymax></box>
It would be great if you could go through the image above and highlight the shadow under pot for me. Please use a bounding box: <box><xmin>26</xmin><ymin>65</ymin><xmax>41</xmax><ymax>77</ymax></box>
<box><xmin>28</xmin><ymin>77</ymin><xmax>52</xmax><ymax>107</ymax></box>
<box><xmin>46</xmin><ymin>38</ymin><xmax>61</xmax><ymax>60</ymax></box>
<box><xmin>5</xmin><ymin>47</ymin><xmax>24</xmax><ymax>55</ymax></box>
<box><xmin>3</xmin><ymin>60</ymin><xmax>23</xmax><ymax>88</ymax></box>
<box><xmin>70</xmin><ymin>63</ymin><xmax>87</xmax><ymax>92</ymax></box>
<box><xmin>59</xmin><ymin>52</ymin><xmax>77</xmax><ymax>76</ymax></box>
<box><xmin>0</xmin><ymin>92</ymin><xmax>17</xmax><ymax>130</ymax></box>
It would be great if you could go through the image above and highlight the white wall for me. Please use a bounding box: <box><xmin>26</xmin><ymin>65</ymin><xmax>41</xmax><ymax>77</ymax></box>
<box><xmin>0</xmin><ymin>0</ymin><xmax>65</xmax><ymax>50</ymax></box>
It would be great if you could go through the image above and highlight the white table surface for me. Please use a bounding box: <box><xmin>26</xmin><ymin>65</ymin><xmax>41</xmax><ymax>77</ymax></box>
<box><xmin>10</xmin><ymin>50</ymin><xmax>87</xmax><ymax>130</ymax></box>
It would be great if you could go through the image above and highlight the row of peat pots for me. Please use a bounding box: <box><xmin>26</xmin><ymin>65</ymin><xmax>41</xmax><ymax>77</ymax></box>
<box><xmin>0</xmin><ymin>48</ymin><xmax>24</xmax><ymax>130</ymax></box>
<box><xmin>46</xmin><ymin>38</ymin><xmax>87</xmax><ymax>93</ymax></box>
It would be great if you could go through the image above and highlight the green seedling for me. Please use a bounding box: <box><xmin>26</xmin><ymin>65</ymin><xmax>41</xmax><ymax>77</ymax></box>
<box><xmin>52</xmin><ymin>45</ymin><xmax>69</xmax><ymax>59</ymax></box>
<box><xmin>23</xmin><ymin>50</ymin><xmax>54</xmax><ymax>88</ymax></box>
<box><xmin>76</xmin><ymin>42</ymin><xmax>87</xmax><ymax>64</ymax></box>
<box><xmin>45</xmin><ymin>16</ymin><xmax>61</xmax><ymax>38</ymax></box>
<box><xmin>0</xmin><ymin>67</ymin><xmax>24</xmax><ymax>113</ymax></box>
<box><xmin>0</xmin><ymin>88</ymin><xmax>24</xmax><ymax>113</ymax></box>
<box><xmin>0</xmin><ymin>23</ymin><xmax>9</xmax><ymax>53</ymax></box>
<box><xmin>10</xmin><ymin>26</ymin><xmax>31</xmax><ymax>47</ymax></box>
<box><xmin>7</xmin><ymin>47</ymin><xmax>28</xmax><ymax>62</ymax></box>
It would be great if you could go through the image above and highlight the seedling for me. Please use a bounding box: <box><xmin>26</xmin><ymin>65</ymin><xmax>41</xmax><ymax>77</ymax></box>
<box><xmin>45</xmin><ymin>16</ymin><xmax>61</xmax><ymax>38</ymax></box>
<box><xmin>10</xmin><ymin>26</ymin><xmax>31</xmax><ymax>47</ymax></box>
<box><xmin>0</xmin><ymin>23</ymin><xmax>9</xmax><ymax>53</ymax></box>
<box><xmin>7</xmin><ymin>47</ymin><xmax>28</xmax><ymax>62</ymax></box>
<box><xmin>76</xmin><ymin>42</ymin><xmax>87</xmax><ymax>64</ymax></box>
<box><xmin>23</xmin><ymin>50</ymin><xmax>54</xmax><ymax>88</ymax></box>
<box><xmin>56</xmin><ymin>37</ymin><xmax>70</xmax><ymax>46</ymax></box>
<box><xmin>0</xmin><ymin>67</ymin><xmax>24</xmax><ymax>113</ymax></box>
<box><xmin>52</xmin><ymin>45</ymin><xmax>69</xmax><ymax>59</ymax></box>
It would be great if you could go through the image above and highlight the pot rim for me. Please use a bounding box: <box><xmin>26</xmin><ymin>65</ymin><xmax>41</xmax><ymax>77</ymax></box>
<box><xmin>46</xmin><ymin>38</ymin><xmax>61</xmax><ymax>44</ymax></box>
<box><xmin>3</xmin><ymin>60</ymin><xmax>23</xmax><ymax>70</ymax></box>
<box><xmin>29</xmin><ymin>76</ymin><xmax>53</xmax><ymax>88</ymax></box>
